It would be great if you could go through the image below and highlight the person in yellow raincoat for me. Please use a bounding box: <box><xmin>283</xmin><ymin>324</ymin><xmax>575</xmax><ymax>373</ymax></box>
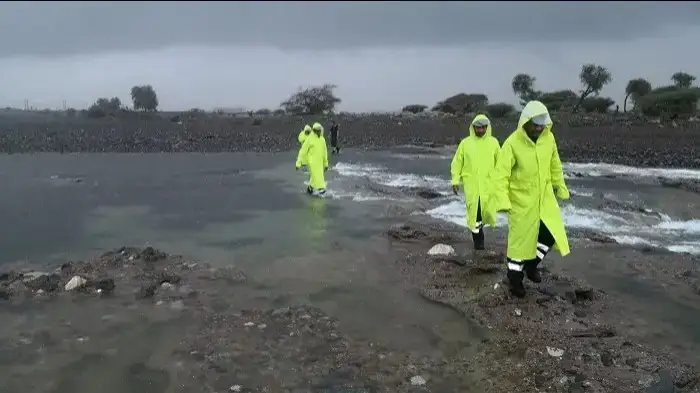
<box><xmin>450</xmin><ymin>114</ymin><xmax>500</xmax><ymax>250</ymax></box>
<box><xmin>296</xmin><ymin>122</ymin><xmax>329</xmax><ymax>196</ymax></box>
<box><xmin>489</xmin><ymin>100</ymin><xmax>570</xmax><ymax>298</ymax></box>
<box><xmin>297</xmin><ymin>124</ymin><xmax>313</xmax><ymax>171</ymax></box>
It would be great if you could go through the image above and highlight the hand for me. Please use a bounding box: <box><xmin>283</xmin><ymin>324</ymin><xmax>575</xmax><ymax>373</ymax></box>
<box><xmin>452</xmin><ymin>185</ymin><xmax>460</xmax><ymax>196</ymax></box>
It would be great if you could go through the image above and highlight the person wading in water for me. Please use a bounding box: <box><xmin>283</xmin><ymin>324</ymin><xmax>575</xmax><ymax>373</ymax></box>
<box><xmin>489</xmin><ymin>100</ymin><xmax>571</xmax><ymax>298</ymax></box>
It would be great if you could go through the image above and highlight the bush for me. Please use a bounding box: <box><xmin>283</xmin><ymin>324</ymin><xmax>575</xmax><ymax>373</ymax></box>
<box><xmin>638</xmin><ymin>87</ymin><xmax>700</xmax><ymax>117</ymax></box>
<box><xmin>539</xmin><ymin>90</ymin><xmax>578</xmax><ymax>111</ymax></box>
<box><xmin>485</xmin><ymin>103</ymin><xmax>515</xmax><ymax>118</ymax></box>
<box><xmin>401</xmin><ymin>104</ymin><xmax>428</xmax><ymax>114</ymax></box>
<box><xmin>580</xmin><ymin>97</ymin><xmax>615</xmax><ymax>113</ymax></box>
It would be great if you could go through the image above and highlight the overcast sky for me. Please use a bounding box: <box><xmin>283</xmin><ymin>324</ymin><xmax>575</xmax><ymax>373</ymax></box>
<box><xmin>1</xmin><ymin>1</ymin><xmax>699</xmax><ymax>112</ymax></box>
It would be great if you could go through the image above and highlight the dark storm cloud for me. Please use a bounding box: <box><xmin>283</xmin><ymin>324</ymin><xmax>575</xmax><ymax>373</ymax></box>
<box><xmin>1</xmin><ymin>1</ymin><xmax>699</xmax><ymax>58</ymax></box>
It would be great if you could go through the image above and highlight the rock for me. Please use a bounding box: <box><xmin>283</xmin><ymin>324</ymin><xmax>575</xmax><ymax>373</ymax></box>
<box><xmin>410</xmin><ymin>375</ymin><xmax>427</xmax><ymax>386</ymax></box>
<box><xmin>24</xmin><ymin>272</ymin><xmax>61</xmax><ymax>292</ymax></box>
<box><xmin>427</xmin><ymin>244</ymin><xmax>455</xmax><ymax>256</ymax></box>
<box><xmin>600</xmin><ymin>351</ymin><xmax>614</xmax><ymax>366</ymax></box>
<box><xmin>387</xmin><ymin>224</ymin><xmax>427</xmax><ymax>241</ymax></box>
<box><xmin>137</xmin><ymin>283</ymin><xmax>158</xmax><ymax>299</ymax></box>
<box><xmin>141</xmin><ymin>247</ymin><xmax>166</xmax><ymax>262</ymax></box>
<box><xmin>229</xmin><ymin>385</ymin><xmax>242</xmax><ymax>392</ymax></box>
<box><xmin>547</xmin><ymin>346</ymin><xmax>565</xmax><ymax>357</ymax></box>
<box><xmin>160</xmin><ymin>282</ymin><xmax>174</xmax><ymax>290</ymax></box>
<box><xmin>414</xmin><ymin>187</ymin><xmax>442</xmax><ymax>199</ymax></box>
<box><xmin>92</xmin><ymin>278</ymin><xmax>116</xmax><ymax>294</ymax></box>
<box><xmin>64</xmin><ymin>276</ymin><xmax>88</xmax><ymax>291</ymax></box>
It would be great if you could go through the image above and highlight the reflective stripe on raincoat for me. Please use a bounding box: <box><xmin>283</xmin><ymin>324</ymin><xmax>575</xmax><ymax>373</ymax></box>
<box><xmin>296</xmin><ymin>127</ymin><xmax>329</xmax><ymax>190</ymax></box>
<box><xmin>489</xmin><ymin>101</ymin><xmax>570</xmax><ymax>260</ymax></box>
<box><xmin>450</xmin><ymin>114</ymin><xmax>500</xmax><ymax>231</ymax></box>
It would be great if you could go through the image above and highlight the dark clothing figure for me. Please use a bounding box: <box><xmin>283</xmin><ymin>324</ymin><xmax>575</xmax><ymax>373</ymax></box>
<box><xmin>329</xmin><ymin>122</ymin><xmax>340</xmax><ymax>154</ymax></box>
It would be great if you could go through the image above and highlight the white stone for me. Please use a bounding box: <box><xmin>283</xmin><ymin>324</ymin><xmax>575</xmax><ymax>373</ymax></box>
<box><xmin>427</xmin><ymin>244</ymin><xmax>455</xmax><ymax>256</ymax></box>
<box><xmin>546</xmin><ymin>346</ymin><xmax>565</xmax><ymax>357</ymax></box>
<box><xmin>64</xmin><ymin>276</ymin><xmax>87</xmax><ymax>291</ymax></box>
<box><xmin>244</xmin><ymin>322</ymin><xmax>255</xmax><ymax>327</ymax></box>
<box><xmin>410</xmin><ymin>375</ymin><xmax>427</xmax><ymax>386</ymax></box>
<box><xmin>514</xmin><ymin>308</ymin><xmax>522</xmax><ymax>316</ymax></box>
<box><xmin>229</xmin><ymin>385</ymin><xmax>242</xmax><ymax>392</ymax></box>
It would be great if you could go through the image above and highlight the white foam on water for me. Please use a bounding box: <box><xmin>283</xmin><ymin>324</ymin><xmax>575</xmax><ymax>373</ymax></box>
<box><xmin>564</xmin><ymin>162</ymin><xmax>700</xmax><ymax>181</ymax></box>
<box><xmin>333</xmin><ymin>162</ymin><xmax>450</xmax><ymax>189</ymax></box>
<box><xmin>425</xmin><ymin>200</ymin><xmax>506</xmax><ymax>228</ymax></box>
<box><xmin>666</xmin><ymin>242</ymin><xmax>700</xmax><ymax>255</ymax></box>
<box><xmin>612</xmin><ymin>235</ymin><xmax>657</xmax><ymax>247</ymax></box>
<box><xmin>654</xmin><ymin>219</ymin><xmax>700</xmax><ymax>234</ymax></box>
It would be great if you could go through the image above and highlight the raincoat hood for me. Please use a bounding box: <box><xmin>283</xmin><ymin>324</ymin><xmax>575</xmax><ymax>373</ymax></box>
<box><xmin>517</xmin><ymin>100</ymin><xmax>553</xmax><ymax>137</ymax></box>
<box><xmin>304</xmin><ymin>125</ymin><xmax>312</xmax><ymax>133</ymax></box>
<box><xmin>469</xmin><ymin>114</ymin><xmax>493</xmax><ymax>138</ymax></box>
<box><xmin>312</xmin><ymin>122</ymin><xmax>325</xmax><ymax>136</ymax></box>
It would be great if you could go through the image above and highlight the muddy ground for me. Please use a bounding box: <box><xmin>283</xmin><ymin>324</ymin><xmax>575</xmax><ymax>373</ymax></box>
<box><xmin>2</xmin><ymin>225</ymin><xmax>699</xmax><ymax>393</ymax></box>
<box><xmin>387</xmin><ymin>218</ymin><xmax>700</xmax><ymax>393</ymax></box>
<box><xmin>1</xmin><ymin>113</ymin><xmax>699</xmax><ymax>168</ymax></box>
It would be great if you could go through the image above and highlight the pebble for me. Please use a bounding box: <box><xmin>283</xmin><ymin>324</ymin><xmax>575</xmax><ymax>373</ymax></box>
<box><xmin>244</xmin><ymin>322</ymin><xmax>255</xmax><ymax>327</ymax></box>
<box><xmin>427</xmin><ymin>244</ymin><xmax>455</xmax><ymax>256</ymax></box>
<box><xmin>547</xmin><ymin>346</ymin><xmax>565</xmax><ymax>357</ymax></box>
<box><xmin>229</xmin><ymin>385</ymin><xmax>242</xmax><ymax>392</ymax></box>
<box><xmin>257</xmin><ymin>324</ymin><xmax>267</xmax><ymax>329</ymax></box>
<box><xmin>514</xmin><ymin>308</ymin><xmax>522</xmax><ymax>316</ymax></box>
<box><xmin>410</xmin><ymin>375</ymin><xmax>427</xmax><ymax>386</ymax></box>
<box><xmin>64</xmin><ymin>276</ymin><xmax>87</xmax><ymax>291</ymax></box>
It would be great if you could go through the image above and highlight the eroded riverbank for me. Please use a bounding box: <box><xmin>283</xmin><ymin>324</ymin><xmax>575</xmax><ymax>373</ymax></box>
<box><xmin>2</xmin><ymin>226</ymin><xmax>698</xmax><ymax>393</ymax></box>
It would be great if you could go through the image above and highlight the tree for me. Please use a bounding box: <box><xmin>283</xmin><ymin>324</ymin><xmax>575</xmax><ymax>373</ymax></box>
<box><xmin>511</xmin><ymin>74</ymin><xmax>541</xmax><ymax>105</ymax></box>
<box><xmin>272</xmin><ymin>109</ymin><xmax>285</xmax><ymax>116</ymax></box>
<box><xmin>280</xmin><ymin>84</ymin><xmax>341</xmax><ymax>115</ymax></box>
<box><xmin>86</xmin><ymin>96</ymin><xmax>122</xmax><ymax>118</ymax></box>
<box><xmin>671</xmin><ymin>72</ymin><xmax>696</xmax><ymax>89</ymax></box>
<box><xmin>623</xmin><ymin>78</ymin><xmax>652</xmax><ymax>112</ymax></box>
<box><xmin>130</xmin><ymin>85</ymin><xmax>159</xmax><ymax>112</ymax></box>
<box><xmin>538</xmin><ymin>90</ymin><xmax>578</xmax><ymax>112</ymax></box>
<box><xmin>402</xmin><ymin>104</ymin><xmax>428</xmax><ymax>114</ymax></box>
<box><xmin>432</xmin><ymin>93</ymin><xmax>488</xmax><ymax>115</ymax></box>
<box><xmin>580</xmin><ymin>97</ymin><xmax>615</xmax><ymax>113</ymax></box>
<box><xmin>573</xmin><ymin>64</ymin><xmax>612</xmax><ymax>112</ymax></box>
<box><xmin>255</xmin><ymin>108</ymin><xmax>272</xmax><ymax>116</ymax></box>
<box><xmin>485</xmin><ymin>103</ymin><xmax>515</xmax><ymax>119</ymax></box>
<box><xmin>638</xmin><ymin>87</ymin><xmax>700</xmax><ymax>117</ymax></box>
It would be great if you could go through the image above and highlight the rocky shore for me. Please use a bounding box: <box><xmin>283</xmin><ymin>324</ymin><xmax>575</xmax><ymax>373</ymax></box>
<box><xmin>1</xmin><ymin>112</ymin><xmax>699</xmax><ymax>168</ymax></box>
<box><xmin>2</xmin><ymin>227</ymin><xmax>698</xmax><ymax>392</ymax></box>
<box><xmin>387</xmin><ymin>219</ymin><xmax>700</xmax><ymax>393</ymax></box>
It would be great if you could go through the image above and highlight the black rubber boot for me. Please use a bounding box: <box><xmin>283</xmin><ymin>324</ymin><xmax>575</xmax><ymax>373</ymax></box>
<box><xmin>524</xmin><ymin>259</ymin><xmax>542</xmax><ymax>283</ymax></box>
<box><xmin>472</xmin><ymin>230</ymin><xmax>485</xmax><ymax>250</ymax></box>
<box><xmin>306</xmin><ymin>186</ymin><xmax>314</xmax><ymax>195</ymax></box>
<box><xmin>507</xmin><ymin>270</ymin><xmax>526</xmax><ymax>298</ymax></box>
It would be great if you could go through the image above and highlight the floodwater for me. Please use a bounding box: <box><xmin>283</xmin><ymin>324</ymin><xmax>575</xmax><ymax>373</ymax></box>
<box><xmin>1</xmin><ymin>148</ymin><xmax>700</xmax><ymax>391</ymax></box>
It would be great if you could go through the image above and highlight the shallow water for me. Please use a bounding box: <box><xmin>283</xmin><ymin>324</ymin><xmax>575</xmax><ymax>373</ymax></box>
<box><xmin>1</xmin><ymin>149</ymin><xmax>700</xmax><ymax>389</ymax></box>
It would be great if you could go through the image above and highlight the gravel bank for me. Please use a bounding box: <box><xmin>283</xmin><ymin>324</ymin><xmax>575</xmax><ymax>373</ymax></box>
<box><xmin>1</xmin><ymin>113</ymin><xmax>699</xmax><ymax>168</ymax></box>
<box><xmin>387</xmin><ymin>219</ymin><xmax>700</xmax><ymax>393</ymax></box>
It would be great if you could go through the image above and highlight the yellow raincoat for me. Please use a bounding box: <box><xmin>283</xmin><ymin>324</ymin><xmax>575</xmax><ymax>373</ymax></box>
<box><xmin>490</xmin><ymin>101</ymin><xmax>570</xmax><ymax>261</ymax></box>
<box><xmin>296</xmin><ymin>123</ymin><xmax>329</xmax><ymax>190</ymax></box>
<box><xmin>450</xmin><ymin>114</ymin><xmax>500</xmax><ymax>231</ymax></box>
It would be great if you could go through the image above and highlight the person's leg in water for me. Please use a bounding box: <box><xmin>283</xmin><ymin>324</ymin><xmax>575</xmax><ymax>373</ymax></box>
<box><xmin>506</xmin><ymin>220</ymin><xmax>555</xmax><ymax>297</ymax></box>
<box><xmin>471</xmin><ymin>198</ymin><xmax>485</xmax><ymax>250</ymax></box>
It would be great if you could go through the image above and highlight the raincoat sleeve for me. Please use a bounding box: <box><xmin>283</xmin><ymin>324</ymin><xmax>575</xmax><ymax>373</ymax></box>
<box><xmin>295</xmin><ymin>138</ymin><xmax>310</xmax><ymax>168</ymax></box>
<box><xmin>298</xmin><ymin>131</ymin><xmax>306</xmax><ymax>144</ymax></box>
<box><xmin>490</xmin><ymin>141</ymin><xmax>515</xmax><ymax>212</ymax></box>
<box><xmin>322</xmin><ymin>138</ymin><xmax>329</xmax><ymax>168</ymax></box>
<box><xmin>550</xmin><ymin>139</ymin><xmax>570</xmax><ymax>200</ymax></box>
<box><xmin>450</xmin><ymin>141</ymin><xmax>465</xmax><ymax>186</ymax></box>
